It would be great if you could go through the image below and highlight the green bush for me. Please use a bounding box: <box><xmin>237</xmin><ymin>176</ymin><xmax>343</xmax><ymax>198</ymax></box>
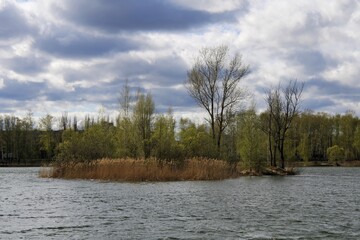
<box><xmin>326</xmin><ymin>145</ymin><xmax>345</xmax><ymax>163</ymax></box>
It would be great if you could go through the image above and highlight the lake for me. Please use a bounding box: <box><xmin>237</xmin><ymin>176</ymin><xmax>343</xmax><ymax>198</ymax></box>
<box><xmin>0</xmin><ymin>167</ymin><xmax>359</xmax><ymax>239</ymax></box>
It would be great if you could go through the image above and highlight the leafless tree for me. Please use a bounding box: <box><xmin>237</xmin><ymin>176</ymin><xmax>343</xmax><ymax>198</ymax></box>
<box><xmin>119</xmin><ymin>79</ymin><xmax>132</xmax><ymax>118</ymax></box>
<box><xmin>59</xmin><ymin>112</ymin><xmax>69</xmax><ymax>130</ymax></box>
<box><xmin>186</xmin><ymin>45</ymin><xmax>249</xmax><ymax>153</ymax></box>
<box><xmin>264</xmin><ymin>80</ymin><xmax>304</xmax><ymax>169</ymax></box>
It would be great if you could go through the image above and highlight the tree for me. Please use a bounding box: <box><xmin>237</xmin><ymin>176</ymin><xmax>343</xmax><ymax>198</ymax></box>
<box><xmin>327</xmin><ymin>145</ymin><xmax>345</xmax><ymax>164</ymax></box>
<box><xmin>59</xmin><ymin>112</ymin><xmax>70</xmax><ymax>131</ymax></box>
<box><xmin>186</xmin><ymin>45</ymin><xmax>249</xmax><ymax>154</ymax></box>
<box><xmin>264</xmin><ymin>80</ymin><xmax>304</xmax><ymax>169</ymax></box>
<box><xmin>354</xmin><ymin>123</ymin><xmax>360</xmax><ymax>154</ymax></box>
<box><xmin>20</xmin><ymin>111</ymin><xmax>36</xmax><ymax>163</ymax></box>
<box><xmin>178</xmin><ymin>118</ymin><xmax>217</xmax><ymax>158</ymax></box>
<box><xmin>115</xmin><ymin>80</ymin><xmax>139</xmax><ymax>158</ymax></box>
<box><xmin>39</xmin><ymin>114</ymin><xmax>55</xmax><ymax>160</ymax></box>
<box><xmin>81</xmin><ymin>121</ymin><xmax>115</xmax><ymax>161</ymax></box>
<box><xmin>338</xmin><ymin>111</ymin><xmax>358</xmax><ymax>160</ymax></box>
<box><xmin>115</xmin><ymin>116</ymin><xmax>139</xmax><ymax>158</ymax></box>
<box><xmin>133</xmin><ymin>92</ymin><xmax>155</xmax><ymax>159</ymax></box>
<box><xmin>119</xmin><ymin>79</ymin><xmax>132</xmax><ymax>117</ymax></box>
<box><xmin>237</xmin><ymin>107</ymin><xmax>267</xmax><ymax>173</ymax></box>
<box><xmin>152</xmin><ymin>110</ymin><xmax>184</xmax><ymax>162</ymax></box>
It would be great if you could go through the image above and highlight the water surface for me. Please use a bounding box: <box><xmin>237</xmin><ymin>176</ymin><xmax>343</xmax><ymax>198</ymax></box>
<box><xmin>0</xmin><ymin>167</ymin><xmax>359</xmax><ymax>239</ymax></box>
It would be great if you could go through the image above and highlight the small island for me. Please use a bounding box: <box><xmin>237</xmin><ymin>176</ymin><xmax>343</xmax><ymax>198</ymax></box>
<box><xmin>1</xmin><ymin>47</ymin><xmax>359</xmax><ymax>181</ymax></box>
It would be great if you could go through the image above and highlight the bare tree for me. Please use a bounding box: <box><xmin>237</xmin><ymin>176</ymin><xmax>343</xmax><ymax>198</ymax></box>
<box><xmin>119</xmin><ymin>79</ymin><xmax>132</xmax><ymax>117</ymax></box>
<box><xmin>186</xmin><ymin>45</ymin><xmax>249</xmax><ymax>153</ymax></box>
<box><xmin>59</xmin><ymin>112</ymin><xmax>69</xmax><ymax>130</ymax></box>
<box><xmin>264</xmin><ymin>80</ymin><xmax>304</xmax><ymax>169</ymax></box>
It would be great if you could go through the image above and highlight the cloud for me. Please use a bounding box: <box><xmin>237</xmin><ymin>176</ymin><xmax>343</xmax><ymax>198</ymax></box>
<box><xmin>2</xmin><ymin>56</ymin><xmax>49</xmax><ymax>75</ymax></box>
<box><xmin>1</xmin><ymin>0</ymin><xmax>360</xmax><ymax>118</ymax></box>
<box><xmin>301</xmin><ymin>78</ymin><xmax>360</xmax><ymax>112</ymax></box>
<box><xmin>0</xmin><ymin>2</ymin><xmax>33</xmax><ymax>40</ymax></box>
<box><xmin>0</xmin><ymin>77</ymin><xmax>47</xmax><ymax>101</ymax></box>
<box><xmin>288</xmin><ymin>50</ymin><xmax>329</xmax><ymax>75</ymax></box>
<box><xmin>52</xmin><ymin>0</ymin><xmax>235</xmax><ymax>32</ymax></box>
<box><xmin>35</xmin><ymin>29</ymin><xmax>138</xmax><ymax>58</ymax></box>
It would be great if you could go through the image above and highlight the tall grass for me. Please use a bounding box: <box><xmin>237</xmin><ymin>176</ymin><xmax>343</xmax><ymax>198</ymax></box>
<box><xmin>40</xmin><ymin>158</ymin><xmax>241</xmax><ymax>181</ymax></box>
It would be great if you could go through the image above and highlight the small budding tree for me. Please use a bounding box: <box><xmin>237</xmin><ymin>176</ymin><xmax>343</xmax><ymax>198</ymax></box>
<box><xmin>133</xmin><ymin>92</ymin><xmax>155</xmax><ymax>159</ymax></box>
<box><xmin>186</xmin><ymin>45</ymin><xmax>249</xmax><ymax>155</ymax></box>
<box><xmin>238</xmin><ymin>105</ymin><xmax>267</xmax><ymax>173</ymax></box>
<box><xmin>327</xmin><ymin>145</ymin><xmax>345</xmax><ymax>164</ymax></box>
<box><xmin>39</xmin><ymin>114</ymin><xmax>55</xmax><ymax>160</ymax></box>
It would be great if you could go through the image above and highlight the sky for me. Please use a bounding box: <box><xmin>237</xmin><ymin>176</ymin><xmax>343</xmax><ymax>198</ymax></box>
<box><xmin>1</xmin><ymin>0</ymin><xmax>360</xmax><ymax>122</ymax></box>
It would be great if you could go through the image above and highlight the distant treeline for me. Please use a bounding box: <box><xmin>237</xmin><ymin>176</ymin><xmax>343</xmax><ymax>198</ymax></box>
<box><xmin>1</xmin><ymin>97</ymin><xmax>359</xmax><ymax>168</ymax></box>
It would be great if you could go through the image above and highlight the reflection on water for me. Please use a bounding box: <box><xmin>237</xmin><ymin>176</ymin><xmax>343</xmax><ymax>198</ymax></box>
<box><xmin>0</xmin><ymin>167</ymin><xmax>359</xmax><ymax>239</ymax></box>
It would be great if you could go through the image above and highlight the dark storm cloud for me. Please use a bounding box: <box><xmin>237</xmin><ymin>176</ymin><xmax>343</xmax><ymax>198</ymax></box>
<box><xmin>289</xmin><ymin>50</ymin><xmax>329</xmax><ymax>74</ymax></box>
<box><xmin>302</xmin><ymin>98</ymin><xmax>335</xmax><ymax>111</ymax></box>
<box><xmin>151</xmin><ymin>87</ymin><xmax>194</xmax><ymax>112</ymax></box>
<box><xmin>57</xmin><ymin>75</ymin><xmax>192</xmax><ymax>113</ymax></box>
<box><xmin>0</xmin><ymin>78</ymin><xmax>46</xmax><ymax>101</ymax></box>
<box><xmin>0</xmin><ymin>3</ymin><xmax>32</xmax><ymax>39</ymax></box>
<box><xmin>35</xmin><ymin>31</ymin><xmax>137</xmax><ymax>58</ymax></box>
<box><xmin>3</xmin><ymin>56</ymin><xmax>49</xmax><ymax>75</ymax></box>
<box><xmin>114</xmin><ymin>53</ymin><xmax>188</xmax><ymax>86</ymax></box>
<box><xmin>302</xmin><ymin>78</ymin><xmax>360</xmax><ymax>111</ymax></box>
<box><xmin>307</xmin><ymin>78</ymin><xmax>360</xmax><ymax>97</ymax></box>
<box><xmin>55</xmin><ymin>0</ymin><xmax>235</xmax><ymax>32</ymax></box>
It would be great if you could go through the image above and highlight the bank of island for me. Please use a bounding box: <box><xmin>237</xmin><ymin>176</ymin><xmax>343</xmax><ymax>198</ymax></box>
<box><xmin>40</xmin><ymin>158</ymin><xmax>297</xmax><ymax>182</ymax></box>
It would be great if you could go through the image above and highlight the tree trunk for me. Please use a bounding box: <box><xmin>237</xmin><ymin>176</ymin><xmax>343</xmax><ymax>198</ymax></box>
<box><xmin>268</xmin><ymin>131</ymin><xmax>273</xmax><ymax>166</ymax></box>
<box><xmin>279</xmin><ymin>144</ymin><xmax>285</xmax><ymax>169</ymax></box>
<box><xmin>217</xmin><ymin>132</ymin><xmax>221</xmax><ymax>155</ymax></box>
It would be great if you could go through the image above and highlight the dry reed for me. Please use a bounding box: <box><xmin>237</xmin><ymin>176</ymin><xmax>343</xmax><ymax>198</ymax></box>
<box><xmin>40</xmin><ymin>158</ymin><xmax>241</xmax><ymax>182</ymax></box>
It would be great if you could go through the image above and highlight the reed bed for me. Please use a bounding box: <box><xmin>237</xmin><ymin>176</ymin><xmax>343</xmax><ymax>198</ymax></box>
<box><xmin>40</xmin><ymin>158</ymin><xmax>241</xmax><ymax>182</ymax></box>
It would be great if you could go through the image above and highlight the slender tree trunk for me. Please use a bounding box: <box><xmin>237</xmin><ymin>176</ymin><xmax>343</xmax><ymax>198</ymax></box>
<box><xmin>273</xmin><ymin>142</ymin><xmax>277</xmax><ymax>167</ymax></box>
<box><xmin>217</xmin><ymin>131</ymin><xmax>222</xmax><ymax>154</ymax></box>
<box><xmin>268</xmin><ymin>131</ymin><xmax>273</xmax><ymax>166</ymax></box>
<box><xmin>279</xmin><ymin>140</ymin><xmax>285</xmax><ymax>169</ymax></box>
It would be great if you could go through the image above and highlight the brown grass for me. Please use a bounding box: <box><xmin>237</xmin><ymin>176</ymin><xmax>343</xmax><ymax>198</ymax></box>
<box><xmin>39</xmin><ymin>158</ymin><xmax>241</xmax><ymax>182</ymax></box>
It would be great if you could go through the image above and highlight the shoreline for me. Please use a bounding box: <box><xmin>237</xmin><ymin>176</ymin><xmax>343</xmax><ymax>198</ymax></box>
<box><xmin>39</xmin><ymin>158</ymin><xmax>297</xmax><ymax>182</ymax></box>
<box><xmin>291</xmin><ymin>160</ymin><xmax>360</xmax><ymax>168</ymax></box>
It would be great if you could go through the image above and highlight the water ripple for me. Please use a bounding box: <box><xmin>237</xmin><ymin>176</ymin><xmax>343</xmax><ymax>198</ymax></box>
<box><xmin>0</xmin><ymin>167</ymin><xmax>359</xmax><ymax>239</ymax></box>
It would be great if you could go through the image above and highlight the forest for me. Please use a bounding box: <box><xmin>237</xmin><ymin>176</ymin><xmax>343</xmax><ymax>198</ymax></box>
<box><xmin>1</xmin><ymin>46</ymin><xmax>360</xmax><ymax>173</ymax></box>
<box><xmin>1</xmin><ymin>94</ymin><xmax>360</xmax><ymax>170</ymax></box>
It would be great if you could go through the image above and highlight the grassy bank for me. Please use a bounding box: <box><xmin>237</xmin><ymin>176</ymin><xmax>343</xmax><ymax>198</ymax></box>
<box><xmin>40</xmin><ymin>158</ymin><xmax>244</xmax><ymax>181</ymax></box>
<box><xmin>40</xmin><ymin>158</ymin><xmax>298</xmax><ymax>181</ymax></box>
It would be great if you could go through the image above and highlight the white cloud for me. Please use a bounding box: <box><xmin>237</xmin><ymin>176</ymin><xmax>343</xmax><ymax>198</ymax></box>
<box><xmin>0</xmin><ymin>78</ymin><xmax>4</xmax><ymax>89</ymax></box>
<box><xmin>323</xmin><ymin>62</ymin><xmax>360</xmax><ymax>86</ymax></box>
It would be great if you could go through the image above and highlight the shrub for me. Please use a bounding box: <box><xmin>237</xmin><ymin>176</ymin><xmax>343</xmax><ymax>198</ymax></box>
<box><xmin>326</xmin><ymin>145</ymin><xmax>345</xmax><ymax>163</ymax></box>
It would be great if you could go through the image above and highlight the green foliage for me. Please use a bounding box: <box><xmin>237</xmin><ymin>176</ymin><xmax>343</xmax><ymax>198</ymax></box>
<box><xmin>353</xmin><ymin>123</ymin><xmax>360</xmax><ymax>154</ymax></box>
<box><xmin>178</xmin><ymin>118</ymin><xmax>217</xmax><ymax>159</ymax></box>
<box><xmin>152</xmin><ymin>112</ymin><xmax>184</xmax><ymax>162</ymax></box>
<box><xmin>326</xmin><ymin>145</ymin><xmax>345</xmax><ymax>163</ymax></box>
<box><xmin>56</xmin><ymin>122</ymin><xmax>116</xmax><ymax>163</ymax></box>
<box><xmin>237</xmin><ymin>109</ymin><xmax>266</xmax><ymax>172</ymax></box>
<box><xmin>3</xmin><ymin>84</ymin><xmax>360</xmax><ymax>169</ymax></box>
<box><xmin>39</xmin><ymin>114</ymin><xmax>56</xmax><ymax>160</ymax></box>
<box><xmin>338</xmin><ymin>111</ymin><xmax>357</xmax><ymax>160</ymax></box>
<box><xmin>0</xmin><ymin>113</ymin><xmax>40</xmax><ymax>164</ymax></box>
<box><xmin>133</xmin><ymin>92</ymin><xmax>155</xmax><ymax>158</ymax></box>
<box><xmin>115</xmin><ymin>117</ymin><xmax>139</xmax><ymax>158</ymax></box>
<box><xmin>56</xmin><ymin>129</ymin><xmax>82</xmax><ymax>162</ymax></box>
